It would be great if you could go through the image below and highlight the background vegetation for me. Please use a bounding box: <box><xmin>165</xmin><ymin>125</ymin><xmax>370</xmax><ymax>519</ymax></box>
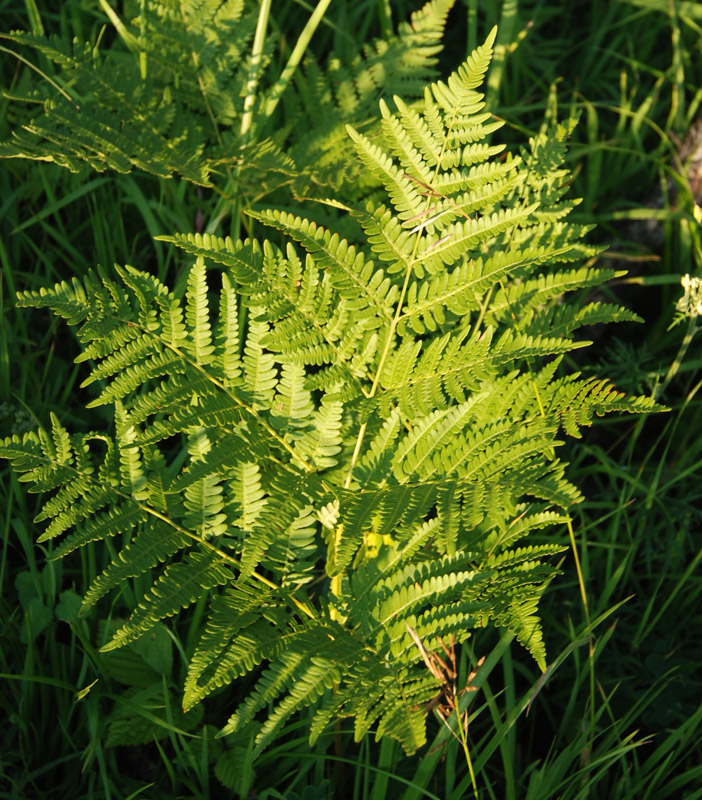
<box><xmin>1</xmin><ymin>0</ymin><xmax>701</xmax><ymax>798</ymax></box>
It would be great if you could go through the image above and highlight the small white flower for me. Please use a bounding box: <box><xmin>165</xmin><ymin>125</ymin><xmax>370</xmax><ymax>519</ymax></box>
<box><xmin>676</xmin><ymin>274</ymin><xmax>702</xmax><ymax>318</ymax></box>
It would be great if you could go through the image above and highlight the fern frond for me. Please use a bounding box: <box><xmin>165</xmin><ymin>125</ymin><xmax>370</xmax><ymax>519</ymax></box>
<box><xmin>346</xmin><ymin>126</ymin><xmax>426</xmax><ymax>224</ymax></box>
<box><xmin>294</xmin><ymin>395</ymin><xmax>344</xmax><ymax>471</ymax></box>
<box><xmin>161</xmin><ymin>232</ymin><xmax>373</xmax><ymax>392</ymax></box>
<box><xmin>288</xmin><ymin>0</ymin><xmax>455</xmax><ymax>197</ymax></box>
<box><xmin>103</xmin><ymin>551</ymin><xmax>235</xmax><ymax>652</ymax></box>
<box><xmin>549</xmin><ymin>374</ymin><xmax>661</xmax><ymax>438</ymax></box>
<box><xmin>352</xmin><ymin>406</ymin><xmax>403</xmax><ymax>488</ymax></box>
<box><xmin>184</xmin><ymin>583</ymin><xmax>288</xmax><ymax>710</ymax></box>
<box><xmin>270</xmin><ymin>363</ymin><xmax>314</xmax><ymax>435</ymax></box>
<box><xmin>185</xmin><ymin>258</ymin><xmax>215</xmax><ymax>366</ymax></box>
<box><xmin>525</xmin><ymin>302</ymin><xmax>642</xmax><ymax>338</ymax></box>
<box><xmin>217</xmin><ymin>273</ymin><xmax>243</xmax><ymax>384</ymax></box>
<box><xmin>431</xmin><ymin>26</ymin><xmax>497</xmax><ymax>112</ymax></box>
<box><xmin>220</xmin><ymin>623</ymin><xmax>358</xmax><ymax>742</ymax></box>
<box><xmin>239</xmin><ymin>468</ymin><xmax>324</xmax><ymax>581</ymax></box>
<box><xmin>230</xmin><ymin>461</ymin><xmax>267</xmax><ymax>532</ymax></box>
<box><xmin>242</xmin><ymin>315</ymin><xmax>278</xmax><ymax>409</ymax></box>
<box><xmin>2</xmin><ymin>22</ymin><xmax>667</xmax><ymax>759</ymax></box>
<box><xmin>1</xmin><ymin>30</ymin><xmax>211</xmax><ymax>182</ymax></box>
<box><xmin>49</xmin><ymin>501</ymin><xmax>146</xmax><ymax>559</ymax></box>
<box><xmin>487</xmin><ymin>266</ymin><xmax>622</xmax><ymax>326</ymax></box>
<box><xmin>265</xmin><ymin>507</ymin><xmax>320</xmax><ymax>588</ymax></box>
<box><xmin>328</xmin><ymin>482</ymin><xmax>436</xmax><ymax>576</ymax></box>
<box><xmin>376</xmin><ymin>326</ymin><xmax>580</xmax><ymax>420</ymax></box>
<box><xmin>250</xmin><ymin>209</ymin><xmax>398</xmax><ymax>325</ymax></box>
<box><xmin>82</xmin><ymin>524</ymin><xmax>189</xmax><ymax>613</ymax></box>
<box><xmin>364</xmin><ymin>672</ymin><xmax>433</xmax><ymax>750</ymax></box>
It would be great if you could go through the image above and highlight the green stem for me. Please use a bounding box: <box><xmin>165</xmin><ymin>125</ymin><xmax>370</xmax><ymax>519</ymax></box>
<box><xmin>0</xmin><ymin>41</ymin><xmax>77</xmax><ymax>106</ymax></box>
<box><xmin>376</xmin><ymin>0</ymin><xmax>394</xmax><ymax>39</ymax></box>
<box><xmin>342</xmin><ymin>88</ymin><xmax>465</xmax><ymax>489</ymax></box>
<box><xmin>218</xmin><ymin>0</ymin><xmax>272</xmax><ymax>240</ymax></box>
<box><xmin>241</xmin><ymin>0</ymin><xmax>272</xmax><ymax>145</ymax></box>
<box><xmin>96</xmin><ymin>0</ymin><xmax>139</xmax><ymax>53</ymax></box>
<box><xmin>455</xmin><ymin>704</ymin><xmax>479</xmax><ymax>800</ymax></box>
<box><xmin>567</xmin><ymin>515</ymin><xmax>596</xmax><ymax>740</ymax></box>
<box><xmin>262</xmin><ymin>0</ymin><xmax>333</xmax><ymax>121</ymax></box>
<box><xmin>656</xmin><ymin>316</ymin><xmax>699</xmax><ymax>400</ymax></box>
<box><xmin>486</xmin><ymin>0</ymin><xmax>518</xmax><ymax>108</ymax></box>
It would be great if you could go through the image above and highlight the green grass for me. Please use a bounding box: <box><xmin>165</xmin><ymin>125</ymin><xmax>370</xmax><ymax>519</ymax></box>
<box><xmin>1</xmin><ymin>0</ymin><xmax>701</xmax><ymax>797</ymax></box>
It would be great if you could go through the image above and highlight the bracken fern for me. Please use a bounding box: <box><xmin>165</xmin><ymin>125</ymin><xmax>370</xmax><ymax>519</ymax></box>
<box><xmin>1</xmin><ymin>21</ymin><xmax>661</xmax><ymax>755</ymax></box>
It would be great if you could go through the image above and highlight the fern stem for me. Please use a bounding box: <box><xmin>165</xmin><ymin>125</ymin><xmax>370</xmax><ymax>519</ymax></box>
<box><xmin>343</xmin><ymin>422</ymin><xmax>368</xmax><ymax>490</ymax></box>
<box><xmin>241</xmin><ymin>0</ymin><xmax>272</xmax><ymax>144</ymax></box>
<box><xmin>262</xmin><ymin>0</ymin><xmax>333</xmax><ymax>122</ymax></box>
<box><xmin>342</xmin><ymin>244</ymin><xmax>417</xmax><ymax>489</ymax></box>
<box><xmin>343</xmin><ymin>95</ymin><xmax>463</xmax><ymax>488</ymax></box>
<box><xmin>219</xmin><ymin>0</ymin><xmax>273</xmax><ymax>240</ymax></box>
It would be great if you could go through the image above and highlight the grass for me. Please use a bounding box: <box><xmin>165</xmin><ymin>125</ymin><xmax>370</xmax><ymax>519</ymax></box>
<box><xmin>1</xmin><ymin>0</ymin><xmax>701</xmax><ymax>797</ymax></box>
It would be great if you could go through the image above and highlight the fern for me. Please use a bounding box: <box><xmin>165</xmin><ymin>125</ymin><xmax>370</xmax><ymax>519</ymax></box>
<box><xmin>1</xmin><ymin>26</ymin><xmax>663</xmax><ymax>756</ymax></box>
<box><xmin>1</xmin><ymin>0</ymin><xmax>455</xmax><ymax>203</ymax></box>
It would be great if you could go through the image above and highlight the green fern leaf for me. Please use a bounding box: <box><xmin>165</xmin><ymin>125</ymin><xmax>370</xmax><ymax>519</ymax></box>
<box><xmin>183</xmin><ymin>583</ymin><xmax>287</xmax><ymax>710</ymax></box>
<box><xmin>82</xmin><ymin>524</ymin><xmax>188</xmax><ymax>613</ymax></box>
<box><xmin>103</xmin><ymin>551</ymin><xmax>235</xmax><ymax>652</ymax></box>
<box><xmin>185</xmin><ymin>258</ymin><xmax>215</xmax><ymax>366</ymax></box>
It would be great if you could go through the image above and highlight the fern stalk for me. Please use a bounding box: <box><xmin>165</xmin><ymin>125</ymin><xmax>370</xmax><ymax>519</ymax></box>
<box><xmin>341</xmin><ymin>27</ymin><xmax>488</xmax><ymax>489</ymax></box>
<box><xmin>219</xmin><ymin>0</ymin><xmax>274</xmax><ymax>240</ymax></box>
<box><xmin>263</xmin><ymin>0</ymin><xmax>334</xmax><ymax>122</ymax></box>
<box><xmin>242</xmin><ymin>0</ymin><xmax>272</xmax><ymax>144</ymax></box>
